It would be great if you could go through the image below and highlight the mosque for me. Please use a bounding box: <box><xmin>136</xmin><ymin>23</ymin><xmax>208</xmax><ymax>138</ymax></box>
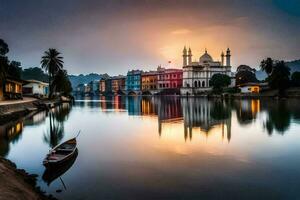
<box><xmin>180</xmin><ymin>46</ymin><xmax>235</xmax><ymax>95</ymax></box>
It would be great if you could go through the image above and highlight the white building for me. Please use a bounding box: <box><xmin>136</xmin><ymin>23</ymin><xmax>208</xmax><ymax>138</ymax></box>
<box><xmin>23</xmin><ymin>80</ymin><xmax>49</xmax><ymax>97</ymax></box>
<box><xmin>180</xmin><ymin>47</ymin><xmax>235</xmax><ymax>95</ymax></box>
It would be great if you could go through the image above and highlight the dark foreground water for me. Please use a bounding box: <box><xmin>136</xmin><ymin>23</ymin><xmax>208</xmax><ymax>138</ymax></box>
<box><xmin>1</xmin><ymin>96</ymin><xmax>300</xmax><ymax>199</ymax></box>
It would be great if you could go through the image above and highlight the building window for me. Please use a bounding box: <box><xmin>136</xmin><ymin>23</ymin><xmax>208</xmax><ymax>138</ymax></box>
<box><xmin>194</xmin><ymin>81</ymin><xmax>197</xmax><ymax>87</ymax></box>
<box><xmin>202</xmin><ymin>81</ymin><xmax>205</xmax><ymax>87</ymax></box>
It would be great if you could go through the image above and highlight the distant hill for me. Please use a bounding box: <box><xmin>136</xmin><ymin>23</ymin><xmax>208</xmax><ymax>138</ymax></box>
<box><xmin>256</xmin><ymin>59</ymin><xmax>300</xmax><ymax>80</ymax></box>
<box><xmin>68</xmin><ymin>73</ymin><xmax>110</xmax><ymax>89</ymax></box>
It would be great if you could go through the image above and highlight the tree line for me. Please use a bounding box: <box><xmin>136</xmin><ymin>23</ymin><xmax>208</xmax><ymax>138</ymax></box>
<box><xmin>209</xmin><ymin>57</ymin><xmax>300</xmax><ymax>96</ymax></box>
<box><xmin>0</xmin><ymin>38</ymin><xmax>72</xmax><ymax>99</ymax></box>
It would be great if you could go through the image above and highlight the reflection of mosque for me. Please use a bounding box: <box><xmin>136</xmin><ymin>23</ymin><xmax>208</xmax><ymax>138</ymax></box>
<box><xmin>80</xmin><ymin>96</ymin><xmax>300</xmax><ymax>139</ymax></box>
<box><xmin>182</xmin><ymin>98</ymin><xmax>231</xmax><ymax>141</ymax></box>
<box><xmin>97</xmin><ymin>96</ymin><xmax>233</xmax><ymax>141</ymax></box>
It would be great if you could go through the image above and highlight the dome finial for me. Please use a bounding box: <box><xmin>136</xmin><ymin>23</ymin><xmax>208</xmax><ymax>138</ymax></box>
<box><xmin>205</xmin><ymin>48</ymin><xmax>207</xmax><ymax>54</ymax></box>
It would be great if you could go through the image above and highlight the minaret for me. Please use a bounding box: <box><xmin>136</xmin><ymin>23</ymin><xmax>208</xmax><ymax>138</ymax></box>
<box><xmin>183</xmin><ymin>46</ymin><xmax>188</xmax><ymax>66</ymax></box>
<box><xmin>221</xmin><ymin>51</ymin><xmax>225</xmax><ymax>66</ymax></box>
<box><xmin>226</xmin><ymin>48</ymin><xmax>231</xmax><ymax>66</ymax></box>
<box><xmin>188</xmin><ymin>47</ymin><xmax>192</xmax><ymax>65</ymax></box>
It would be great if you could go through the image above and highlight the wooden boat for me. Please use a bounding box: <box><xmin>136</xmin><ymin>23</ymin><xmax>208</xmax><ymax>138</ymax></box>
<box><xmin>43</xmin><ymin>137</ymin><xmax>77</xmax><ymax>167</ymax></box>
<box><xmin>43</xmin><ymin>149</ymin><xmax>78</xmax><ymax>185</ymax></box>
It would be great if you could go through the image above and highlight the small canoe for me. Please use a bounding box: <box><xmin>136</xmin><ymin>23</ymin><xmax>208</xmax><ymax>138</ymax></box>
<box><xmin>43</xmin><ymin>149</ymin><xmax>78</xmax><ymax>185</ymax></box>
<box><xmin>43</xmin><ymin>137</ymin><xmax>77</xmax><ymax>167</ymax></box>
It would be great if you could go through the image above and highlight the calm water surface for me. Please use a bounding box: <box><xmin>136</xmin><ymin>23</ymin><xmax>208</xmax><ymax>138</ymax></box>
<box><xmin>1</xmin><ymin>96</ymin><xmax>300</xmax><ymax>199</ymax></box>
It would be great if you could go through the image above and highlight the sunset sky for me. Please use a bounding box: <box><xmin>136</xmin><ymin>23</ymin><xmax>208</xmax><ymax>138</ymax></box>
<box><xmin>1</xmin><ymin>0</ymin><xmax>300</xmax><ymax>75</ymax></box>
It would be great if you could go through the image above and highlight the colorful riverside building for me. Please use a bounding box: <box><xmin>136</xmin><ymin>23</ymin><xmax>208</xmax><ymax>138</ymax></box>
<box><xmin>99</xmin><ymin>78</ymin><xmax>112</xmax><ymax>95</ymax></box>
<box><xmin>111</xmin><ymin>75</ymin><xmax>126</xmax><ymax>94</ymax></box>
<box><xmin>89</xmin><ymin>80</ymin><xmax>100</xmax><ymax>95</ymax></box>
<box><xmin>141</xmin><ymin>71</ymin><xmax>158</xmax><ymax>91</ymax></box>
<box><xmin>126</xmin><ymin>70</ymin><xmax>143</xmax><ymax>94</ymax></box>
<box><xmin>157</xmin><ymin>66</ymin><xmax>183</xmax><ymax>90</ymax></box>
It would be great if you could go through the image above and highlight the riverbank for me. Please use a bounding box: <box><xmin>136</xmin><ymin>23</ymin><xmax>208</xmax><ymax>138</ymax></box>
<box><xmin>0</xmin><ymin>157</ymin><xmax>56</xmax><ymax>200</ymax></box>
<box><xmin>0</xmin><ymin>98</ymin><xmax>68</xmax><ymax>125</ymax></box>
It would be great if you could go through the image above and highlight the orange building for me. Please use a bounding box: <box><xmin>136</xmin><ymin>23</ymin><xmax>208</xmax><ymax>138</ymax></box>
<box><xmin>141</xmin><ymin>71</ymin><xmax>158</xmax><ymax>91</ymax></box>
<box><xmin>99</xmin><ymin>79</ymin><xmax>106</xmax><ymax>94</ymax></box>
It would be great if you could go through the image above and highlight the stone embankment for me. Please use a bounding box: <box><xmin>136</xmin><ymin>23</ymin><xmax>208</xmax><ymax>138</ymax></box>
<box><xmin>0</xmin><ymin>100</ymin><xmax>39</xmax><ymax>125</ymax></box>
<box><xmin>0</xmin><ymin>98</ymin><xmax>65</xmax><ymax>125</ymax></box>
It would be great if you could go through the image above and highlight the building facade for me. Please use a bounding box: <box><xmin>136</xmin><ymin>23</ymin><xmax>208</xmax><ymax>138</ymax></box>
<box><xmin>157</xmin><ymin>66</ymin><xmax>183</xmax><ymax>90</ymax></box>
<box><xmin>23</xmin><ymin>80</ymin><xmax>49</xmax><ymax>97</ymax></box>
<box><xmin>126</xmin><ymin>70</ymin><xmax>142</xmax><ymax>93</ymax></box>
<box><xmin>89</xmin><ymin>80</ymin><xmax>100</xmax><ymax>95</ymax></box>
<box><xmin>141</xmin><ymin>71</ymin><xmax>158</xmax><ymax>91</ymax></box>
<box><xmin>99</xmin><ymin>80</ymin><xmax>106</xmax><ymax>94</ymax></box>
<box><xmin>180</xmin><ymin>47</ymin><xmax>235</xmax><ymax>95</ymax></box>
<box><xmin>0</xmin><ymin>77</ymin><xmax>23</xmax><ymax>100</ymax></box>
<box><xmin>111</xmin><ymin>75</ymin><xmax>126</xmax><ymax>94</ymax></box>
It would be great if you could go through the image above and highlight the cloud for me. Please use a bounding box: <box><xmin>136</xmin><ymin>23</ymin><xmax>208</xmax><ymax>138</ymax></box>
<box><xmin>171</xmin><ymin>29</ymin><xmax>192</xmax><ymax>35</ymax></box>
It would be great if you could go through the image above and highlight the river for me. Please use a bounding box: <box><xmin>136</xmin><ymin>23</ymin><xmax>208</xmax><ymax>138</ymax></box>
<box><xmin>1</xmin><ymin>96</ymin><xmax>300</xmax><ymax>199</ymax></box>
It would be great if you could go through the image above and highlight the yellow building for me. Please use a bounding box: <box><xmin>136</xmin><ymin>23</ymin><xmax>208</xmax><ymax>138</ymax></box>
<box><xmin>141</xmin><ymin>71</ymin><xmax>158</xmax><ymax>91</ymax></box>
<box><xmin>0</xmin><ymin>78</ymin><xmax>23</xmax><ymax>100</ymax></box>
<box><xmin>239</xmin><ymin>82</ymin><xmax>263</xmax><ymax>94</ymax></box>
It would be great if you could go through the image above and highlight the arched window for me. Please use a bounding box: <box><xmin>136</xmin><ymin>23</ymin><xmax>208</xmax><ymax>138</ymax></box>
<box><xmin>194</xmin><ymin>81</ymin><xmax>198</xmax><ymax>87</ymax></box>
<box><xmin>198</xmin><ymin>81</ymin><xmax>201</xmax><ymax>87</ymax></box>
<box><xmin>202</xmin><ymin>81</ymin><xmax>205</xmax><ymax>87</ymax></box>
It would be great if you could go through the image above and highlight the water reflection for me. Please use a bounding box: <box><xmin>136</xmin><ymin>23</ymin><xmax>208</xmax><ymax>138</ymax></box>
<box><xmin>182</xmin><ymin>98</ymin><xmax>232</xmax><ymax>141</ymax></box>
<box><xmin>1</xmin><ymin>97</ymin><xmax>300</xmax><ymax>199</ymax></box>
<box><xmin>43</xmin><ymin>103</ymin><xmax>72</xmax><ymax>148</ymax></box>
<box><xmin>1</xmin><ymin>97</ymin><xmax>299</xmax><ymax>159</ymax></box>
<box><xmin>42</xmin><ymin>149</ymin><xmax>78</xmax><ymax>186</ymax></box>
<box><xmin>92</xmin><ymin>96</ymin><xmax>300</xmax><ymax>139</ymax></box>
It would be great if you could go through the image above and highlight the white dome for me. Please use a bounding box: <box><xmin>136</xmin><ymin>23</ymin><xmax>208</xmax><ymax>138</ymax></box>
<box><xmin>199</xmin><ymin>50</ymin><xmax>213</xmax><ymax>63</ymax></box>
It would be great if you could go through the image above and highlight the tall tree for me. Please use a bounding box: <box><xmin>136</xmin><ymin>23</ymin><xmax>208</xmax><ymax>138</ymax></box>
<box><xmin>0</xmin><ymin>39</ymin><xmax>9</xmax><ymax>80</ymax></box>
<box><xmin>236</xmin><ymin>70</ymin><xmax>258</xmax><ymax>85</ymax></box>
<box><xmin>52</xmin><ymin>69</ymin><xmax>72</xmax><ymax>95</ymax></box>
<box><xmin>21</xmin><ymin>67</ymin><xmax>49</xmax><ymax>82</ymax></box>
<box><xmin>0</xmin><ymin>39</ymin><xmax>9</xmax><ymax>56</ymax></box>
<box><xmin>8</xmin><ymin>61</ymin><xmax>22</xmax><ymax>79</ymax></box>
<box><xmin>209</xmin><ymin>74</ymin><xmax>231</xmax><ymax>93</ymax></box>
<box><xmin>260</xmin><ymin>58</ymin><xmax>274</xmax><ymax>76</ymax></box>
<box><xmin>41</xmin><ymin>49</ymin><xmax>64</xmax><ymax>98</ymax></box>
<box><xmin>291</xmin><ymin>72</ymin><xmax>300</xmax><ymax>87</ymax></box>
<box><xmin>267</xmin><ymin>60</ymin><xmax>290</xmax><ymax>96</ymax></box>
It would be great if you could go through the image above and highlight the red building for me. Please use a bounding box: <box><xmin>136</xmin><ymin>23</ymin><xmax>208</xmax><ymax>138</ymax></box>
<box><xmin>157</xmin><ymin>66</ymin><xmax>183</xmax><ymax>89</ymax></box>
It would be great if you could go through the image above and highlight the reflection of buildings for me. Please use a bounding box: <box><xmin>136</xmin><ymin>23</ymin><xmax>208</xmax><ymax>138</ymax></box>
<box><xmin>127</xmin><ymin>96</ymin><xmax>142</xmax><ymax>116</ymax></box>
<box><xmin>236</xmin><ymin>99</ymin><xmax>260</xmax><ymax>125</ymax></box>
<box><xmin>181</xmin><ymin>98</ymin><xmax>232</xmax><ymax>141</ymax></box>
<box><xmin>156</xmin><ymin>97</ymin><xmax>183</xmax><ymax>135</ymax></box>
<box><xmin>141</xmin><ymin>97</ymin><xmax>157</xmax><ymax>116</ymax></box>
<box><xmin>24</xmin><ymin>111</ymin><xmax>47</xmax><ymax>126</ymax></box>
<box><xmin>0</xmin><ymin>120</ymin><xmax>24</xmax><ymax>156</ymax></box>
<box><xmin>84</xmin><ymin>96</ymin><xmax>234</xmax><ymax>141</ymax></box>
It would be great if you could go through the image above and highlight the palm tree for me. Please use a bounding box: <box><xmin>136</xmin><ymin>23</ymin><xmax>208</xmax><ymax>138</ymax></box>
<box><xmin>41</xmin><ymin>48</ymin><xmax>64</xmax><ymax>98</ymax></box>
<box><xmin>260</xmin><ymin>58</ymin><xmax>274</xmax><ymax>76</ymax></box>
